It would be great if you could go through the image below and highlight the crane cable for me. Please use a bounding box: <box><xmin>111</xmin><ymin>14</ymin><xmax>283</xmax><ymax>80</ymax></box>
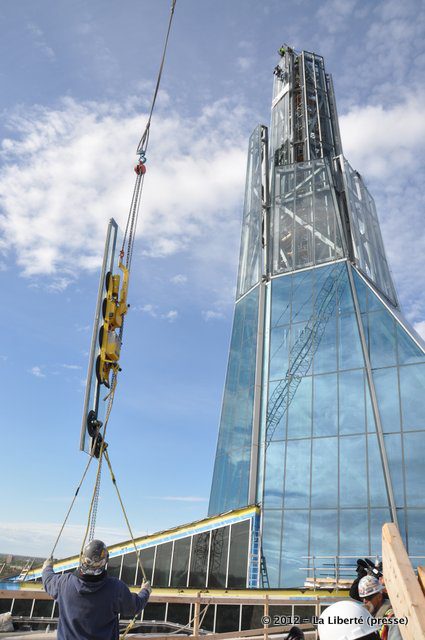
<box><xmin>121</xmin><ymin>0</ymin><xmax>177</xmax><ymax>273</ymax></box>
<box><xmin>49</xmin><ymin>0</ymin><xmax>178</xmax><ymax>576</ymax></box>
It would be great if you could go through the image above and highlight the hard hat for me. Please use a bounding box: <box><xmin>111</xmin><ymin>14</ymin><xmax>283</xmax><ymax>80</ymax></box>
<box><xmin>80</xmin><ymin>539</ymin><xmax>109</xmax><ymax>575</ymax></box>
<box><xmin>318</xmin><ymin>601</ymin><xmax>380</xmax><ymax>640</ymax></box>
<box><xmin>358</xmin><ymin>574</ymin><xmax>384</xmax><ymax>598</ymax></box>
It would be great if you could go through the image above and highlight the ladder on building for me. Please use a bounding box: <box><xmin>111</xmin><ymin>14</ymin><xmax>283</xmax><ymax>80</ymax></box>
<box><xmin>266</xmin><ymin>264</ymin><xmax>346</xmax><ymax>446</ymax></box>
<box><xmin>16</xmin><ymin>559</ymin><xmax>35</xmax><ymax>582</ymax></box>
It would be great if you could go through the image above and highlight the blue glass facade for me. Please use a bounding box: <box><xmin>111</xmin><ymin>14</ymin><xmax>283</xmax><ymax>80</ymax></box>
<box><xmin>209</xmin><ymin>287</ymin><xmax>260</xmax><ymax>515</ymax></box>
<box><xmin>209</xmin><ymin>46</ymin><xmax>425</xmax><ymax>588</ymax></box>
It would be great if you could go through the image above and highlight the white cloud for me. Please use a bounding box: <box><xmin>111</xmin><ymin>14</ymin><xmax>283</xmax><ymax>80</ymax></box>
<box><xmin>139</xmin><ymin>303</ymin><xmax>158</xmax><ymax>317</ymax></box>
<box><xmin>27</xmin><ymin>22</ymin><xmax>56</xmax><ymax>60</ymax></box>
<box><xmin>62</xmin><ymin>364</ymin><xmax>82</xmax><ymax>370</ymax></box>
<box><xmin>340</xmin><ymin>92</ymin><xmax>425</xmax><ymax>324</ymax></box>
<box><xmin>161</xmin><ymin>310</ymin><xmax>178</xmax><ymax>322</ymax></box>
<box><xmin>236</xmin><ymin>56</ymin><xmax>253</xmax><ymax>71</ymax></box>
<box><xmin>0</xmin><ymin>522</ymin><xmax>128</xmax><ymax>557</ymax></box>
<box><xmin>0</xmin><ymin>97</ymin><xmax>247</xmax><ymax>290</ymax></box>
<box><xmin>170</xmin><ymin>274</ymin><xmax>187</xmax><ymax>285</ymax></box>
<box><xmin>202</xmin><ymin>310</ymin><xmax>225</xmax><ymax>321</ymax></box>
<box><xmin>339</xmin><ymin>92</ymin><xmax>425</xmax><ymax>180</ymax></box>
<box><xmin>29</xmin><ymin>366</ymin><xmax>45</xmax><ymax>378</ymax></box>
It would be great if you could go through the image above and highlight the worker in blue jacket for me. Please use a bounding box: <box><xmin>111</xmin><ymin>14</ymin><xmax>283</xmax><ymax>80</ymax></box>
<box><xmin>42</xmin><ymin>539</ymin><xmax>150</xmax><ymax>640</ymax></box>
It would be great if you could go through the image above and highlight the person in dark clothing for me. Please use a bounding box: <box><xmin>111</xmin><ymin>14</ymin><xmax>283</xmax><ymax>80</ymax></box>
<box><xmin>350</xmin><ymin>558</ymin><xmax>383</xmax><ymax>601</ymax></box>
<box><xmin>42</xmin><ymin>539</ymin><xmax>150</xmax><ymax>640</ymax></box>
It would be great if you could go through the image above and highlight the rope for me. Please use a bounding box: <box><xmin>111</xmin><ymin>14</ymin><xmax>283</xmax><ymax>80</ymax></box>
<box><xmin>103</xmin><ymin>450</ymin><xmax>146</xmax><ymax>581</ymax></box>
<box><xmin>79</xmin><ymin>374</ymin><xmax>118</xmax><ymax>558</ymax></box>
<box><xmin>50</xmin><ymin>454</ymin><xmax>94</xmax><ymax>558</ymax></box>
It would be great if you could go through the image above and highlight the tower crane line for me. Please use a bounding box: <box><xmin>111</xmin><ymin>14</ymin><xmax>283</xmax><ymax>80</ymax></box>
<box><xmin>48</xmin><ymin>3</ymin><xmax>178</xmax><ymax>610</ymax></box>
<box><xmin>266</xmin><ymin>264</ymin><xmax>346</xmax><ymax>447</ymax></box>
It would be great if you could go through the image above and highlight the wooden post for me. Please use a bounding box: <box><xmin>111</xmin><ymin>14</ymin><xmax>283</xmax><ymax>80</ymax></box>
<box><xmin>192</xmin><ymin>592</ymin><xmax>201</xmax><ymax>638</ymax></box>
<box><xmin>418</xmin><ymin>566</ymin><xmax>425</xmax><ymax>598</ymax></box>
<box><xmin>263</xmin><ymin>594</ymin><xmax>269</xmax><ymax>640</ymax></box>
<box><xmin>382</xmin><ymin>523</ymin><xmax>425</xmax><ymax>640</ymax></box>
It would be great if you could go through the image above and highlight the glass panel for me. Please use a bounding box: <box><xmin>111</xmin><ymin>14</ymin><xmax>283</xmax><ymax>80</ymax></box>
<box><xmin>397</xmin><ymin>324</ymin><xmax>425</xmax><ymax>365</ymax></box>
<box><xmin>370</xmin><ymin>508</ymin><xmax>391</xmax><ymax>556</ymax></box>
<box><xmin>311</xmin><ymin>437</ymin><xmax>337</xmax><ymax>507</ymax></box>
<box><xmin>143</xmin><ymin>603</ymin><xmax>166</xmax><ymax>622</ymax></box>
<box><xmin>310</xmin><ymin>509</ymin><xmax>338</xmax><ymax>555</ymax></box>
<box><xmin>384</xmin><ymin>434</ymin><xmax>405</xmax><ymax>507</ymax></box>
<box><xmin>368</xmin><ymin>310</ymin><xmax>397</xmax><ymax>368</ymax></box>
<box><xmin>284</xmin><ymin>439</ymin><xmax>311</xmax><ymax>508</ymax></box>
<box><xmin>373</xmin><ymin>368</ymin><xmax>400</xmax><ymax>433</ymax></box>
<box><xmin>209</xmin><ymin>289</ymin><xmax>258</xmax><ymax>515</ymax></box>
<box><xmin>340</xmin><ymin>435</ymin><xmax>367</xmax><ymax>507</ymax></box>
<box><xmin>261</xmin><ymin>510</ymin><xmax>282</xmax><ymax>587</ymax></box>
<box><xmin>403</xmin><ymin>432</ymin><xmax>425</xmax><ymax>507</ymax></box>
<box><xmin>208</xmin><ymin>527</ymin><xmax>229</xmax><ymax>589</ymax></box>
<box><xmin>280</xmin><ymin>510</ymin><xmax>309</xmax><ymax>587</ymax></box>
<box><xmin>271</xmin><ymin>275</ymin><xmax>291</xmax><ymax>327</ymax></box>
<box><xmin>237</xmin><ymin>126</ymin><xmax>262</xmax><ymax>298</ymax></box>
<box><xmin>291</xmin><ymin>270</ymin><xmax>314</xmax><ymax>323</ymax></box>
<box><xmin>263</xmin><ymin>440</ymin><xmax>285</xmax><ymax>509</ymax></box>
<box><xmin>270</xmin><ymin>325</ymin><xmax>289</xmax><ymax>381</ymax></box>
<box><xmin>343</xmin><ymin>159</ymin><xmax>396</xmax><ymax>304</ymax></box>
<box><xmin>0</xmin><ymin>599</ymin><xmax>12</xmax><ymax>614</ymax></box>
<box><xmin>121</xmin><ymin>552</ymin><xmax>138</xmax><ymax>586</ymax></box>
<box><xmin>352</xmin><ymin>269</ymin><xmax>367</xmax><ymax>313</ymax></box>
<box><xmin>189</xmin><ymin>533</ymin><xmax>209</xmax><ymax>588</ymax></box>
<box><xmin>153</xmin><ymin>543</ymin><xmax>172</xmax><ymax>588</ymax></box>
<box><xmin>287</xmin><ymin>376</ymin><xmax>312</xmax><ymax>439</ymax></box>
<box><xmin>12</xmin><ymin>599</ymin><xmax>33</xmax><ymax>616</ymax></box>
<box><xmin>399</xmin><ymin>363</ymin><xmax>425</xmax><ymax>430</ymax></box>
<box><xmin>367</xmin><ymin>434</ymin><xmax>389</xmax><ymax>508</ymax></box>
<box><xmin>339</xmin><ymin>369</ymin><xmax>365</xmax><ymax>435</ymax></box>
<box><xmin>241</xmin><ymin>606</ymin><xmax>264</xmax><ymax>631</ymax></box>
<box><xmin>199</xmin><ymin>604</ymin><xmax>215</xmax><ymax>631</ymax></box>
<box><xmin>313</xmin><ymin>373</ymin><xmax>337</xmax><ymax>436</ymax></box>
<box><xmin>266</xmin><ymin>380</ymin><xmax>287</xmax><ymax>442</ymax></box>
<box><xmin>32</xmin><ymin>599</ymin><xmax>54</xmax><ymax>618</ymax></box>
<box><xmin>215</xmin><ymin>605</ymin><xmax>240</xmax><ymax>633</ymax></box>
<box><xmin>166</xmin><ymin>603</ymin><xmax>190</xmax><ymax>627</ymax></box>
<box><xmin>407</xmin><ymin>509</ymin><xmax>425</xmax><ymax>556</ymax></box>
<box><xmin>313</xmin><ymin>311</ymin><xmax>337</xmax><ymax>374</ymax></box>
<box><xmin>228</xmin><ymin>521</ymin><xmax>249</xmax><ymax>588</ymax></box>
<box><xmin>338</xmin><ymin>313</ymin><xmax>363</xmax><ymax>370</ymax></box>
<box><xmin>339</xmin><ymin>509</ymin><xmax>368</xmax><ymax>556</ymax></box>
<box><xmin>107</xmin><ymin>554</ymin><xmax>122</xmax><ymax>579</ymax></box>
<box><xmin>170</xmin><ymin>537</ymin><xmax>190</xmax><ymax>588</ymax></box>
<box><xmin>139</xmin><ymin>547</ymin><xmax>155</xmax><ymax>582</ymax></box>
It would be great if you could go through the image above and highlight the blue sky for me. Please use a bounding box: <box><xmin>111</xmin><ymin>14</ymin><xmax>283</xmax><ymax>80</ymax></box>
<box><xmin>1</xmin><ymin>0</ymin><xmax>424</xmax><ymax>557</ymax></box>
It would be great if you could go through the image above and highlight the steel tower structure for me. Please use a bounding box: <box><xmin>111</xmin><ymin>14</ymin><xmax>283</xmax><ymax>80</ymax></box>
<box><xmin>208</xmin><ymin>46</ymin><xmax>425</xmax><ymax>587</ymax></box>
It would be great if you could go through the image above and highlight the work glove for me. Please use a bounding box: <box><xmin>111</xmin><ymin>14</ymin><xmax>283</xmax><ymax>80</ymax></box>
<box><xmin>42</xmin><ymin>557</ymin><xmax>54</xmax><ymax>571</ymax></box>
<box><xmin>141</xmin><ymin>580</ymin><xmax>151</xmax><ymax>595</ymax></box>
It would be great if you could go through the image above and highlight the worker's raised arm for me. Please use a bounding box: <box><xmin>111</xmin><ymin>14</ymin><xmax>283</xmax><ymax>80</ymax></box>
<box><xmin>116</xmin><ymin>579</ymin><xmax>151</xmax><ymax>618</ymax></box>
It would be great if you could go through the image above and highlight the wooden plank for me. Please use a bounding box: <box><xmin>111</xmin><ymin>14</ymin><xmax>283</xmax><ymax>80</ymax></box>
<box><xmin>129</xmin><ymin>622</ymin><xmax>314</xmax><ymax>640</ymax></box>
<box><xmin>0</xmin><ymin>590</ymin><xmax>51</xmax><ymax>600</ymax></box>
<box><xmin>418</xmin><ymin>566</ymin><xmax>425</xmax><ymax>598</ymax></box>
<box><xmin>382</xmin><ymin>523</ymin><xmax>425</xmax><ymax>640</ymax></box>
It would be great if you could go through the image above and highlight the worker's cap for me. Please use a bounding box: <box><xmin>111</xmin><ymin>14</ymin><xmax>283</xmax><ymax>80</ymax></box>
<box><xmin>80</xmin><ymin>539</ymin><xmax>109</xmax><ymax>575</ymax></box>
<box><xmin>358</xmin><ymin>575</ymin><xmax>384</xmax><ymax>598</ymax></box>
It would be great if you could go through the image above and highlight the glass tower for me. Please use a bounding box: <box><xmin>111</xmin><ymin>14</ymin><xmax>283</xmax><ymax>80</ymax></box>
<box><xmin>208</xmin><ymin>46</ymin><xmax>425</xmax><ymax>588</ymax></box>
